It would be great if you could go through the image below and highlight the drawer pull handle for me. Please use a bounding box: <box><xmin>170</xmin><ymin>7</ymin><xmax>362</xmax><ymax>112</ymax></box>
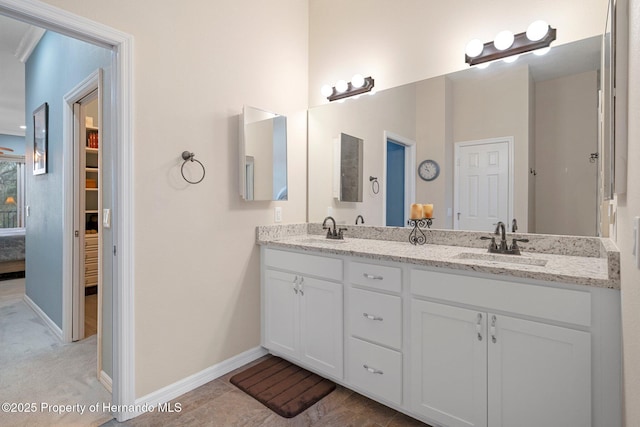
<box><xmin>363</xmin><ymin>364</ymin><xmax>384</xmax><ymax>375</ymax></box>
<box><xmin>363</xmin><ymin>273</ymin><xmax>384</xmax><ymax>280</ymax></box>
<box><xmin>363</xmin><ymin>313</ymin><xmax>383</xmax><ymax>321</ymax></box>
<box><xmin>491</xmin><ymin>315</ymin><xmax>497</xmax><ymax>343</ymax></box>
<box><xmin>476</xmin><ymin>313</ymin><xmax>483</xmax><ymax>341</ymax></box>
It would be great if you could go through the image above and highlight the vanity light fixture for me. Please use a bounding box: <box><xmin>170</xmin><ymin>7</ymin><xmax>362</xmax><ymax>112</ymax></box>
<box><xmin>322</xmin><ymin>74</ymin><xmax>375</xmax><ymax>102</ymax></box>
<box><xmin>465</xmin><ymin>21</ymin><xmax>556</xmax><ymax>66</ymax></box>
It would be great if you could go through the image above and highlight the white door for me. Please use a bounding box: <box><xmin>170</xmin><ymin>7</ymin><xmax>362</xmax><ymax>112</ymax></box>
<box><xmin>487</xmin><ymin>314</ymin><xmax>591</xmax><ymax>427</ymax></box>
<box><xmin>455</xmin><ymin>138</ymin><xmax>512</xmax><ymax>232</ymax></box>
<box><xmin>410</xmin><ymin>299</ymin><xmax>487</xmax><ymax>427</ymax></box>
<box><xmin>264</xmin><ymin>269</ymin><xmax>299</xmax><ymax>359</ymax></box>
<box><xmin>299</xmin><ymin>276</ymin><xmax>343</xmax><ymax>379</ymax></box>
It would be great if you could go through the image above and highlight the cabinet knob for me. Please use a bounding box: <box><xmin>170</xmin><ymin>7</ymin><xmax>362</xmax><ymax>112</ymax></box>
<box><xmin>363</xmin><ymin>364</ymin><xmax>384</xmax><ymax>375</ymax></box>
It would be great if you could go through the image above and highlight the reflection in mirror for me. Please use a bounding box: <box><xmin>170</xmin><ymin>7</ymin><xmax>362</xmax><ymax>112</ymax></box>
<box><xmin>240</xmin><ymin>106</ymin><xmax>287</xmax><ymax>201</ymax></box>
<box><xmin>334</xmin><ymin>133</ymin><xmax>363</xmax><ymax>202</ymax></box>
<box><xmin>308</xmin><ymin>36</ymin><xmax>603</xmax><ymax>236</ymax></box>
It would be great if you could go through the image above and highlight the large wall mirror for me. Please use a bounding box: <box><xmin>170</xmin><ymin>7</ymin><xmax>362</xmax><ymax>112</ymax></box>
<box><xmin>309</xmin><ymin>29</ymin><xmax>620</xmax><ymax>237</ymax></box>
<box><xmin>240</xmin><ymin>105</ymin><xmax>287</xmax><ymax>201</ymax></box>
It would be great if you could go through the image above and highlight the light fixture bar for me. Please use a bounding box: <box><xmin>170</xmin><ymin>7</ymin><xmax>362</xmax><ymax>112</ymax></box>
<box><xmin>327</xmin><ymin>76</ymin><xmax>375</xmax><ymax>102</ymax></box>
<box><xmin>465</xmin><ymin>27</ymin><xmax>556</xmax><ymax>66</ymax></box>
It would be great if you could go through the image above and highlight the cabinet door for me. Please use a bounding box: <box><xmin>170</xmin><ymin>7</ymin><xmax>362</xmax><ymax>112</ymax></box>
<box><xmin>488</xmin><ymin>314</ymin><xmax>591</xmax><ymax>427</ymax></box>
<box><xmin>411</xmin><ymin>299</ymin><xmax>487</xmax><ymax>427</ymax></box>
<box><xmin>299</xmin><ymin>276</ymin><xmax>343</xmax><ymax>379</ymax></box>
<box><xmin>264</xmin><ymin>269</ymin><xmax>299</xmax><ymax>359</ymax></box>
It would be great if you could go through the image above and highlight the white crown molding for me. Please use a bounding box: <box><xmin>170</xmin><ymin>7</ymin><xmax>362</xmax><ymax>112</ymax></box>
<box><xmin>15</xmin><ymin>25</ymin><xmax>45</xmax><ymax>63</ymax></box>
<box><xmin>0</xmin><ymin>127</ymin><xmax>25</xmax><ymax>137</ymax></box>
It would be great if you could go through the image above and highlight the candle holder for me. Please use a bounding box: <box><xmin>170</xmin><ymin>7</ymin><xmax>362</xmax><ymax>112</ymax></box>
<box><xmin>407</xmin><ymin>218</ymin><xmax>434</xmax><ymax>245</ymax></box>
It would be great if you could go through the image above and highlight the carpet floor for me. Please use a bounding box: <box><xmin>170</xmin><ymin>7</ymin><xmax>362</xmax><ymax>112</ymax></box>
<box><xmin>0</xmin><ymin>279</ymin><xmax>112</xmax><ymax>426</ymax></box>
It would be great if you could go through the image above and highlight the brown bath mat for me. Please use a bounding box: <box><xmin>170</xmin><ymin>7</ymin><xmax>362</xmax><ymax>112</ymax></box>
<box><xmin>229</xmin><ymin>356</ymin><xmax>336</xmax><ymax>418</ymax></box>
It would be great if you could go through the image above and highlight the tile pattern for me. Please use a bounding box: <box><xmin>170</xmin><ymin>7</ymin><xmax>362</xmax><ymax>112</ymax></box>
<box><xmin>102</xmin><ymin>355</ymin><xmax>432</xmax><ymax>427</ymax></box>
<box><xmin>256</xmin><ymin>225</ymin><xmax>620</xmax><ymax>289</ymax></box>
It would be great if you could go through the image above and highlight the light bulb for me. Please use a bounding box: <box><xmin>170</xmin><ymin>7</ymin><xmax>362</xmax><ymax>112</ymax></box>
<box><xmin>534</xmin><ymin>46</ymin><xmax>551</xmax><ymax>56</ymax></box>
<box><xmin>494</xmin><ymin>30</ymin><xmax>514</xmax><ymax>51</ymax></box>
<box><xmin>526</xmin><ymin>20</ymin><xmax>549</xmax><ymax>42</ymax></box>
<box><xmin>335</xmin><ymin>80</ymin><xmax>348</xmax><ymax>93</ymax></box>
<box><xmin>465</xmin><ymin>39</ymin><xmax>484</xmax><ymax>58</ymax></box>
<box><xmin>502</xmin><ymin>55</ymin><xmax>519</xmax><ymax>63</ymax></box>
<box><xmin>321</xmin><ymin>84</ymin><xmax>333</xmax><ymax>97</ymax></box>
<box><xmin>351</xmin><ymin>74</ymin><xmax>365</xmax><ymax>88</ymax></box>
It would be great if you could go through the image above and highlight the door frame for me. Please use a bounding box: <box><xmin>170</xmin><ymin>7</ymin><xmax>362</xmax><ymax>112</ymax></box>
<box><xmin>453</xmin><ymin>136</ymin><xmax>514</xmax><ymax>230</ymax></box>
<box><xmin>382</xmin><ymin>131</ymin><xmax>416</xmax><ymax>226</ymax></box>
<box><xmin>63</xmin><ymin>70</ymin><xmax>101</xmax><ymax>349</ymax></box>
<box><xmin>0</xmin><ymin>0</ymin><xmax>135</xmax><ymax>420</ymax></box>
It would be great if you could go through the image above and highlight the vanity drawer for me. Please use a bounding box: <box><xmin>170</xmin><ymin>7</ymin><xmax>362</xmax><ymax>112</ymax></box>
<box><xmin>349</xmin><ymin>287</ymin><xmax>402</xmax><ymax>349</ymax></box>
<box><xmin>411</xmin><ymin>269</ymin><xmax>591</xmax><ymax>327</ymax></box>
<box><xmin>349</xmin><ymin>261</ymin><xmax>401</xmax><ymax>293</ymax></box>
<box><xmin>348</xmin><ymin>337</ymin><xmax>402</xmax><ymax>405</ymax></box>
<box><xmin>264</xmin><ymin>248</ymin><xmax>342</xmax><ymax>281</ymax></box>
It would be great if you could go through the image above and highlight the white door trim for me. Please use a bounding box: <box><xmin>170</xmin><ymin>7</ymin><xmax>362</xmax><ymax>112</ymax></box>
<box><xmin>0</xmin><ymin>0</ymin><xmax>136</xmax><ymax>421</ymax></box>
<box><xmin>382</xmin><ymin>131</ymin><xmax>416</xmax><ymax>226</ymax></box>
<box><xmin>63</xmin><ymin>70</ymin><xmax>101</xmax><ymax>344</ymax></box>
<box><xmin>453</xmin><ymin>136</ymin><xmax>514</xmax><ymax>230</ymax></box>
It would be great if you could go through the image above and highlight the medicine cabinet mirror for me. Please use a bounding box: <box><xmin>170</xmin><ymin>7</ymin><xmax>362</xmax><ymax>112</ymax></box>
<box><xmin>333</xmin><ymin>133</ymin><xmax>364</xmax><ymax>203</ymax></box>
<box><xmin>239</xmin><ymin>105</ymin><xmax>287</xmax><ymax>201</ymax></box>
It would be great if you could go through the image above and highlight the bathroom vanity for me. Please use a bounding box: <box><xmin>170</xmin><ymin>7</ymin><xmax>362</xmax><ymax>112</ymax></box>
<box><xmin>257</xmin><ymin>224</ymin><xmax>621</xmax><ymax>427</ymax></box>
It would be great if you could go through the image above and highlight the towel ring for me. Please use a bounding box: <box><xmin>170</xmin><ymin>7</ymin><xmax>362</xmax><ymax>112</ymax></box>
<box><xmin>369</xmin><ymin>176</ymin><xmax>379</xmax><ymax>194</ymax></box>
<box><xmin>181</xmin><ymin>151</ymin><xmax>206</xmax><ymax>184</ymax></box>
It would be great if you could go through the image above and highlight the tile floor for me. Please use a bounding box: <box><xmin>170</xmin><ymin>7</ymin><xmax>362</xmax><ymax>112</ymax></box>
<box><xmin>102</xmin><ymin>355</ymin><xmax>431</xmax><ymax>427</ymax></box>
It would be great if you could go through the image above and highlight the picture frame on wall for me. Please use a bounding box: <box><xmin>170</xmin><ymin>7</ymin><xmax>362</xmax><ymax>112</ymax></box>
<box><xmin>33</xmin><ymin>102</ymin><xmax>48</xmax><ymax>175</ymax></box>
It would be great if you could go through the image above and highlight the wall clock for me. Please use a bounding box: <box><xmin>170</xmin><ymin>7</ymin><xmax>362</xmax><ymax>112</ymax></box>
<box><xmin>418</xmin><ymin>159</ymin><xmax>440</xmax><ymax>181</ymax></box>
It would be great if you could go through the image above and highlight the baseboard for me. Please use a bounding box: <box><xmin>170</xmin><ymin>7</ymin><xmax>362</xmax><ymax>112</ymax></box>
<box><xmin>23</xmin><ymin>294</ymin><xmax>63</xmax><ymax>341</ymax></box>
<box><xmin>130</xmin><ymin>346</ymin><xmax>268</xmax><ymax>418</ymax></box>
<box><xmin>100</xmin><ymin>370</ymin><xmax>113</xmax><ymax>393</ymax></box>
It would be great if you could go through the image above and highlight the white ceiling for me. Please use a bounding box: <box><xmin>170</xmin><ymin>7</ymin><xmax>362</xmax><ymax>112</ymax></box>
<box><xmin>0</xmin><ymin>14</ymin><xmax>43</xmax><ymax>137</ymax></box>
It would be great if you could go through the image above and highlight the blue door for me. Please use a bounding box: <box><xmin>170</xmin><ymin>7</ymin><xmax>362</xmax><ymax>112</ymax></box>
<box><xmin>386</xmin><ymin>141</ymin><xmax>405</xmax><ymax>226</ymax></box>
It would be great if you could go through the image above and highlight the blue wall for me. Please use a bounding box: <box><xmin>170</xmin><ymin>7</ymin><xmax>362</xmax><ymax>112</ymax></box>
<box><xmin>25</xmin><ymin>31</ymin><xmax>111</xmax><ymax>338</ymax></box>
<box><xmin>0</xmin><ymin>134</ymin><xmax>26</xmax><ymax>156</ymax></box>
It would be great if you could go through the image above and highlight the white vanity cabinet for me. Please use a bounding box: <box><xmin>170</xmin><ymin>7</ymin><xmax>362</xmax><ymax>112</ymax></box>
<box><xmin>346</xmin><ymin>261</ymin><xmax>403</xmax><ymax>405</ymax></box>
<box><xmin>410</xmin><ymin>269</ymin><xmax>592</xmax><ymax>427</ymax></box>
<box><xmin>262</xmin><ymin>248</ymin><xmax>344</xmax><ymax>379</ymax></box>
<box><xmin>260</xmin><ymin>243</ymin><xmax>621</xmax><ymax>427</ymax></box>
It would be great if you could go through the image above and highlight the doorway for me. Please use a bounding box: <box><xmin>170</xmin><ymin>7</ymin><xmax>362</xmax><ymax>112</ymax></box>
<box><xmin>383</xmin><ymin>132</ymin><xmax>416</xmax><ymax>227</ymax></box>
<box><xmin>0</xmin><ymin>0</ymin><xmax>134</xmax><ymax>419</ymax></box>
<box><xmin>454</xmin><ymin>137</ymin><xmax>514</xmax><ymax>231</ymax></box>
<box><xmin>71</xmin><ymin>88</ymin><xmax>101</xmax><ymax>344</ymax></box>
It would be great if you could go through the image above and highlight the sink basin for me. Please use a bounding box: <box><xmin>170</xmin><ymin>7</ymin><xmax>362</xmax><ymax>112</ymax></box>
<box><xmin>455</xmin><ymin>252</ymin><xmax>548</xmax><ymax>267</ymax></box>
<box><xmin>297</xmin><ymin>236</ymin><xmax>347</xmax><ymax>244</ymax></box>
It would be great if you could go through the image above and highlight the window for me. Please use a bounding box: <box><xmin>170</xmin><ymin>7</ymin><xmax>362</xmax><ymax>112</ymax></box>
<box><xmin>0</xmin><ymin>156</ymin><xmax>25</xmax><ymax>229</ymax></box>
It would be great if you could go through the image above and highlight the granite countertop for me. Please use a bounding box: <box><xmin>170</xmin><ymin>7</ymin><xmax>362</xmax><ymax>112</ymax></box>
<box><xmin>256</xmin><ymin>224</ymin><xmax>620</xmax><ymax>290</ymax></box>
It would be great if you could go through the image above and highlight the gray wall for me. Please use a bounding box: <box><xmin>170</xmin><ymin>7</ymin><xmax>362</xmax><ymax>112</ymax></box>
<box><xmin>0</xmin><ymin>134</ymin><xmax>26</xmax><ymax>156</ymax></box>
<box><xmin>25</xmin><ymin>30</ymin><xmax>113</xmax><ymax>376</ymax></box>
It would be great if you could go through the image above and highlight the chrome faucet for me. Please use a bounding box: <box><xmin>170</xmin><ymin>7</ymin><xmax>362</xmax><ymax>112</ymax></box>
<box><xmin>495</xmin><ymin>221</ymin><xmax>508</xmax><ymax>252</ymax></box>
<box><xmin>322</xmin><ymin>216</ymin><xmax>347</xmax><ymax>239</ymax></box>
<box><xmin>479</xmin><ymin>221</ymin><xmax>529</xmax><ymax>255</ymax></box>
<box><xmin>355</xmin><ymin>215</ymin><xmax>365</xmax><ymax>225</ymax></box>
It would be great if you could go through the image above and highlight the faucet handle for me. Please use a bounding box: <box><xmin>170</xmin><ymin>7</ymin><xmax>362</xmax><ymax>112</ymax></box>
<box><xmin>338</xmin><ymin>227</ymin><xmax>347</xmax><ymax>239</ymax></box>
<box><xmin>512</xmin><ymin>238</ymin><xmax>529</xmax><ymax>243</ymax></box>
<box><xmin>480</xmin><ymin>236</ymin><xmax>498</xmax><ymax>251</ymax></box>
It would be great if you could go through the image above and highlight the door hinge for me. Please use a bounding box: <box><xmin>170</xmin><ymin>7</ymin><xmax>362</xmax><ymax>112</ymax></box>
<box><xmin>75</xmin><ymin>230</ymin><xmax>79</xmax><ymax>237</ymax></box>
<box><xmin>113</xmin><ymin>245</ymin><xmax>117</xmax><ymax>256</ymax></box>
